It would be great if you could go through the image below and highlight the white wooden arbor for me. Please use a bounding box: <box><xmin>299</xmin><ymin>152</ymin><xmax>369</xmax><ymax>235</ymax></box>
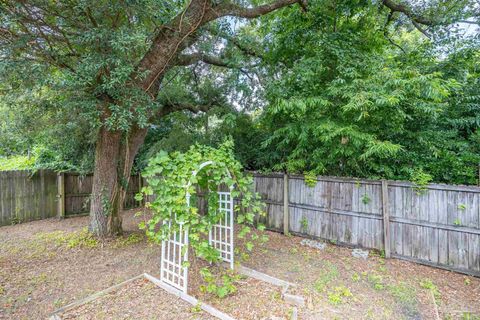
<box><xmin>160</xmin><ymin>161</ymin><xmax>235</xmax><ymax>293</ymax></box>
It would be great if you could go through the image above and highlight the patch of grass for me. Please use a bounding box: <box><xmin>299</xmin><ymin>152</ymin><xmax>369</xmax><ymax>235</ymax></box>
<box><xmin>387</xmin><ymin>282</ymin><xmax>418</xmax><ymax>316</ymax></box>
<box><xmin>271</xmin><ymin>291</ymin><xmax>282</xmax><ymax>301</ymax></box>
<box><xmin>367</xmin><ymin>273</ymin><xmax>385</xmax><ymax>290</ymax></box>
<box><xmin>351</xmin><ymin>272</ymin><xmax>361</xmax><ymax>282</ymax></box>
<box><xmin>314</xmin><ymin>261</ymin><xmax>339</xmax><ymax>293</ymax></box>
<box><xmin>290</xmin><ymin>265</ymin><xmax>301</xmax><ymax>273</ymax></box>
<box><xmin>29</xmin><ymin>273</ymin><xmax>49</xmax><ymax>286</ymax></box>
<box><xmin>37</xmin><ymin>228</ymin><xmax>98</xmax><ymax>249</ymax></box>
<box><xmin>191</xmin><ymin>302</ymin><xmax>202</xmax><ymax>313</ymax></box>
<box><xmin>115</xmin><ymin>233</ymin><xmax>143</xmax><ymax>247</ymax></box>
<box><xmin>327</xmin><ymin>285</ymin><xmax>353</xmax><ymax>305</ymax></box>
<box><xmin>461</xmin><ymin>312</ymin><xmax>480</xmax><ymax>320</ymax></box>
<box><xmin>419</xmin><ymin>278</ymin><xmax>441</xmax><ymax>301</ymax></box>
<box><xmin>365</xmin><ymin>307</ymin><xmax>375</xmax><ymax>319</ymax></box>
<box><xmin>53</xmin><ymin>298</ymin><xmax>67</xmax><ymax>308</ymax></box>
<box><xmin>378</xmin><ymin>265</ymin><xmax>387</xmax><ymax>273</ymax></box>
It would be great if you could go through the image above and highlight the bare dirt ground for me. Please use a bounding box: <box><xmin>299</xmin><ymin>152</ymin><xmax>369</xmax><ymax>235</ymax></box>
<box><xmin>0</xmin><ymin>209</ymin><xmax>479</xmax><ymax>320</ymax></box>
<box><xmin>242</xmin><ymin>229</ymin><xmax>480</xmax><ymax>320</ymax></box>
<box><xmin>60</xmin><ymin>278</ymin><xmax>215</xmax><ymax>320</ymax></box>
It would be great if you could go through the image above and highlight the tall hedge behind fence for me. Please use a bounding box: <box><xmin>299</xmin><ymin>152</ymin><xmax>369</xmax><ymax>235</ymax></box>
<box><xmin>253</xmin><ymin>173</ymin><xmax>480</xmax><ymax>277</ymax></box>
<box><xmin>0</xmin><ymin>170</ymin><xmax>142</xmax><ymax>226</ymax></box>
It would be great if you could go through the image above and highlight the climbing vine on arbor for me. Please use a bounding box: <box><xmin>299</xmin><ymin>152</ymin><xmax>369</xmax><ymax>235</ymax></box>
<box><xmin>136</xmin><ymin>139</ymin><xmax>266</xmax><ymax>264</ymax></box>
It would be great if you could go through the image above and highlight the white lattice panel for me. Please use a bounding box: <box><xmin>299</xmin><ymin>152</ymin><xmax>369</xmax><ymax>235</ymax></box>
<box><xmin>160</xmin><ymin>220</ymin><xmax>189</xmax><ymax>293</ymax></box>
<box><xmin>209</xmin><ymin>191</ymin><xmax>234</xmax><ymax>269</ymax></box>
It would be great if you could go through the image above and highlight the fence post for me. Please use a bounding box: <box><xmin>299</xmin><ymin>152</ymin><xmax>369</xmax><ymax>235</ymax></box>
<box><xmin>381</xmin><ymin>179</ymin><xmax>390</xmax><ymax>258</ymax></box>
<box><xmin>57</xmin><ymin>172</ymin><xmax>65</xmax><ymax>218</ymax></box>
<box><xmin>283</xmin><ymin>173</ymin><xmax>289</xmax><ymax>235</ymax></box>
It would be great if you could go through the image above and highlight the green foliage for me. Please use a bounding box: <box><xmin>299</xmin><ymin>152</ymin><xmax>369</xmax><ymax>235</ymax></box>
<box><xmin>137</xmin><ymin>140</ymin><xmax>265</xmax><ymax>264</ymax></box>
<box><xmin>361</xmin><ymin>193</ymin><xmax>371</xmax><ymax>205</ymax></box>
<box><xmin>114</xmin><ymin>233</ymin><xmax>143</xmax><ymax>247</ymax></box>
<box><xmin>37</xmin><ymin>228</ymin><xmax>98</xmax><ymax>249</ymax></box>
<box><xmin>351</xmin><ymin>272</ymin><xmax>361</xmax><ymax>282</ymax></box>
<box><xmin>314</xmin><ymin>261</ymin><xmax>339</xmax><ymax>293</ymax></box>
<box><xmin>327</xmin><ymin>286</ymin><xmax>353</xmax><ymax>305</ymax></box>
<box><xmin>253</xmin><ymin>0</ymin><xmax>480</xmax><ymax>185</ymax></box>
<box><xmin>367</xmin><ymin>273</ymin><xmax>385</xmax><ymax>290</ymax></box>
<box><xmin>419</xmin><ymin>278</ymin><xmax>441</xmax><ymax>302</ymax></box>
<box><xmin>411</xmin><ymin>169</ymin><xmax>433</xmax><ymax>195</ymax></box>
<box><xmin>135</xmin><ymin>108</ymin><xmax>267</xmax><ymax>173</ymax></box>
<box><xmin>0</xmin><ymin>155</ymin><xmax>35</xmax><ymax>171</ymax></box>
<box><xmin>387</xmin><ymin>282</ymin><xmax>418</xmax><ymax>316</ymax></box>
<box><xmin>199</xmin><ymin>267</ymin><xmax>242</xmax><ymax>299</ymax></box>
<box><xmin>0</xmin><ymin>0</ymin><xmax>478</xmax><ymax>189</ymax></box>
<box><xmin>304</xmin><ymin>171</ymin><xmax>317</xmax><ymax>187</ymax></box>
<box><xmin>300</xmin><ymin>217</ymin><xmax>308</xmax><ymax>233</ymax></box>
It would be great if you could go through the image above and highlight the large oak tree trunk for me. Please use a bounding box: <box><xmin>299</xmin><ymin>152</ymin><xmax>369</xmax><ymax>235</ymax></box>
<box><xmin>89</xmin><ymin>126</ymin><xmax>148</xmax><ymax>237</ymax></box>
<box><xmin>89</xmin><ymin>127</ymin><xmax>122</xmax><ymax>237</ymax></box>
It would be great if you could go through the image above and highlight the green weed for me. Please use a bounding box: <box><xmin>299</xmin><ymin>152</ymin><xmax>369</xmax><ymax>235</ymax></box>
<box><xmin>351</xmin><ymin>272</ymin><xmax>361</xmax><ymax>282</ymax></box>
<box><xmin>367</xmin><ymin>273</ymin><xmax>385</xmax><ymax>290</ymax></box>
<box><xmin>314</xmin><ymin>261</ymin><xmax>339</xmax><ymax>293</ymax></box>
<box><xmin>419</xmin><ymin>278</ymin><xmax>441</xmax><ymax>301</ymax></box>
<box><xmin>115</xmin><ymin>233</ymin><xmax>143</xmax><ymax>247</ymax></box>
<box><xmin>388</xmin><ymin>282</ymin><xmax>418</xmax><ymax>315</ymax></box>
<box><xmin>37</xmin><ymin>228</ymin><xmax>98</xmax><ymax>249</ymax></box>
<box><xmin>300</xmin><ymin>217</ymin><xmax>308</xmax><ymax>233</ymax></box>
<box><xmin>327</xmin><ymin>286</ymin><xmax>353</xmax><ymax>305</ymax></box>
<box><xmin>461</xmin><ymin>312</ymin><xmax>480</xmax><ymax>320</ymax></box>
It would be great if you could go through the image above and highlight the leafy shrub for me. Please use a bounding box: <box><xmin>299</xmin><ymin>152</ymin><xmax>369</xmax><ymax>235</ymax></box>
<box><xmin>0</xmin><ymin>155</ymin><xmax>35</xmax><ymax>171</ymax></box>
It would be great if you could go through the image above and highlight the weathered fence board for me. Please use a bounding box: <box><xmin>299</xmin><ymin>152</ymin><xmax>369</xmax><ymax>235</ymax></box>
<box><xmin>62</xmin><ymin>173</ymin><xmax>141</xmax><ymax>215</ymax></box>
<box><xmin>253</xmin><ymin>173</ymin><xmax>480</xmax><ymax>277</ymax></box>
<box><xmin>0</xmin><ymin>170</ymin><xmax>57</xmax><ymax>226</ymax></box>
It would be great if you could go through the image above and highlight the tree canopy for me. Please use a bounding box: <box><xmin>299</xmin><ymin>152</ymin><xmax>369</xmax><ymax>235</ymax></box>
<box><xmin>0</xmin><ymin>0</ymin><xmax>479</xmax><ymax>234</ymax></box>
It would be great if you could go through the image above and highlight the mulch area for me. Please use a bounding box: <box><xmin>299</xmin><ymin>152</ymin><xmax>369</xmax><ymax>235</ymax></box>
<box><xmin>0</xmin><ymin>209</ymin><xmax>479</xmax><ymax>319</ymax></box>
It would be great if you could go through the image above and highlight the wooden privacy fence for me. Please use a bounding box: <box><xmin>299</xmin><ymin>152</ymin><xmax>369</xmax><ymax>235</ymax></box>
<box><xmin>0</xmin><ymin>170</ymin><xmax>57</xmax><ymax>226</ymax></box>
<box><xmin>2</xmin><ymin>169</ymin><xmax>479</xmax><ymax>276</ymax></box>
<box><xmin>0</xmin><ymin>170</ymin><xmax>143</xmax><ymax>226</ymax></box>
<box><xmin>253</xmin><ymin>173</ymin><xmax>480</xmax><ymax>277</ymax></box>
<box><xmin>59</xmin><ymin>173</ymin><xmax>142</xmax><ymax>216</ymax></box>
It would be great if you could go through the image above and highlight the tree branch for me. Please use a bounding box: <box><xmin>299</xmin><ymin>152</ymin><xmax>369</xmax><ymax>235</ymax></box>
<box><xmin>156</xmin><ymin>101</ymin><xmax>216</xmax><ymax>118</ymax></box>
<box><xmin>206</xmin><ymin>27</ymin><xmax>264</xmax><ymax>59</ymax></box>
<box><xmin>457</xmin><ymin>19</ymin><xmax>480</xmax><ymax>25</ymax></box>
<box><xmin>175</xmin><ymin>52</ymin><xmax>257</xmax><ymax>82</ymax></box>
<box><xmin>207</xmin><ymin>0</ymin><xmax>306</xmax><ymax>20</ymax></box>
<box><xmin>176</xmin><ymin>52</ymin><xmax>232</xmax><ymax>67</ymax></box>
<box><xmin>381</xmin><ymin>0</ymin><xmax>435</xmax><ymax>26</ymax></box>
